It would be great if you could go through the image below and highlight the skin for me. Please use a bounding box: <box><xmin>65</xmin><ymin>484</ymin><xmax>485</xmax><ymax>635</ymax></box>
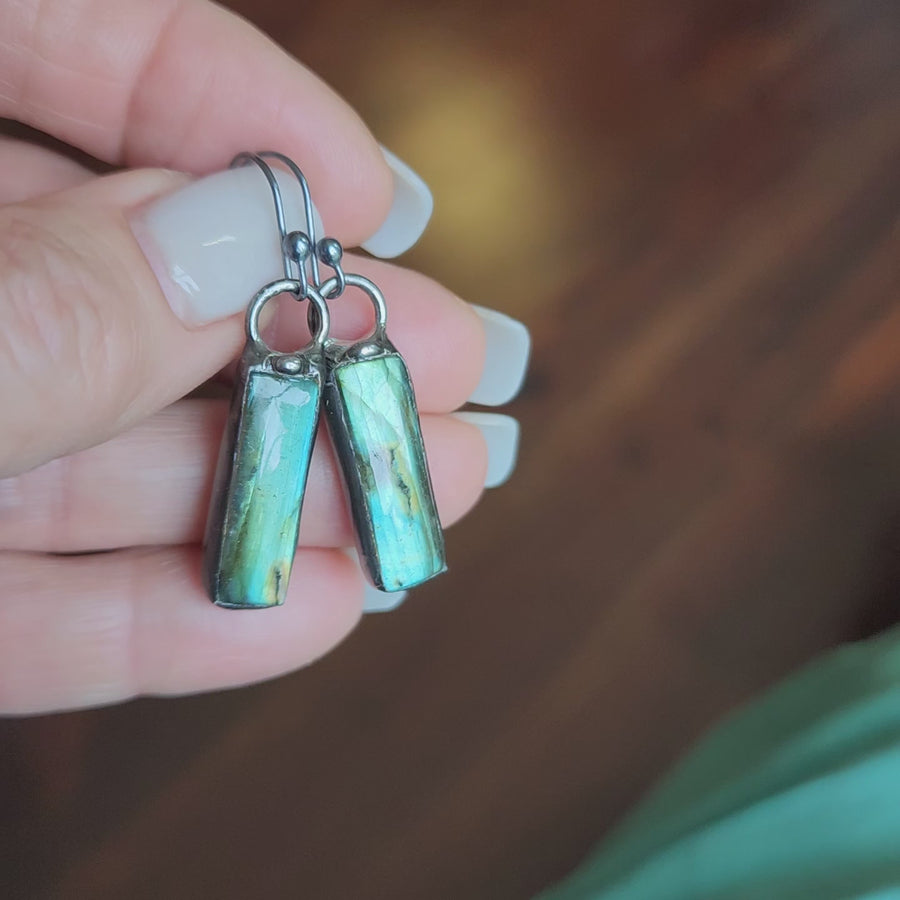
<box><xmin>0</xmin><ymin>0</ymin><xmax>488</xmax><ymax>714</ymax></box>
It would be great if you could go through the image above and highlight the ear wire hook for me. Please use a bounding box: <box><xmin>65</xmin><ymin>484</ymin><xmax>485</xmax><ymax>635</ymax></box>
<box><xmin>230</xmin><ymin>152</ymin><xmax>316</xmax><ymax>297</ymax></box>
<box><xmin>230</xmin><ymin>151</ymin><xmax>348</xmax><ymax>300</ymax></box>
<box><xmin>259</xmin><ymin>152</ymin><xmax>348</xmax><ymax>299</ymax></box>
<box><xmin>256</xmin><ymin>151</ymin><xmax>320</xmax><ymax>289</ymax></box>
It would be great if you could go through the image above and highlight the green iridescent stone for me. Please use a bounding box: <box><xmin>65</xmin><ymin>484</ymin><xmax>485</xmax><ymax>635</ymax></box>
<box><xmin>326</xmin><ymin>351</ymin><xmax>446</xmax><ymax>592</ymax></box>
<box><xmin>204</xmin><ymin>365</ymin><xmax>320</xmax><ymax>608</ymax></box>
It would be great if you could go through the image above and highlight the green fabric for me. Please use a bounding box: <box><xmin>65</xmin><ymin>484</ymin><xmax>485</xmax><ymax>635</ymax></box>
<box><xmin>538</xmin><ymin>626</ymin><xmax>900</xmax><ymax>899</ymax></box>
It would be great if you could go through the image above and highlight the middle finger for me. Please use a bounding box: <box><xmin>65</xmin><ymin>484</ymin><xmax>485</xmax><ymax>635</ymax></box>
<box><xmin>0</xmin><ymin>400</ymin><xmax>488</xmax><ymax>553</ymax></box>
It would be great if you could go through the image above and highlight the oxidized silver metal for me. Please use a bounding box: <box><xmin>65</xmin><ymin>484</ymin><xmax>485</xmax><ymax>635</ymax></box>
<box><xmin>319</xmin><ymin>274</ymin><xmax>446</xmax><ymax>592</ymax></box>
<box><xmin>203</xmin><ymin>279</ymin><xmax>330</xmax><ymax>609</ymax></box>
<box><xmin>204</xmin><ymin>150</ymin><xmax>446</xmax><ymax>607</ymax></box>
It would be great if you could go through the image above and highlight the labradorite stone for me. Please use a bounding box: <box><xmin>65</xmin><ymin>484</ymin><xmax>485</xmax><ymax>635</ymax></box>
<box><xmin>204</xmin><ymin>369</ymin><xmax>320</xmax><ymax>608</ymax></box>
<box><xmin>327</xmin><ymin>352</ymin><xmax>445</xmax><ymax>591</ymax></box>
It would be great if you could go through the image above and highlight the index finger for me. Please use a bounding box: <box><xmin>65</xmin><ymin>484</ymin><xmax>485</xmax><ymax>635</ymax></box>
<box><xmin>0</xmin><ymin>0</ymin><xmax>393</xmax><ymax>242</ymax></box>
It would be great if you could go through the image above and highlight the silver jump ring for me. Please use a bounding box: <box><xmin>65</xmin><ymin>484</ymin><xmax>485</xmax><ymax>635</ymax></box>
<box><xmin>245</xmin><ymin>279</ymin><xmax>330</xmax><ymax>352</ymax></box>
<box><xmin>317</xmin><ymin>273</ymin><xmax>388</xmax><ymax>341</ymax></box>
<box><xmin>322</xmin><ymin>265</ymin><xmax>347</xmax><ymax>300</ymax></box>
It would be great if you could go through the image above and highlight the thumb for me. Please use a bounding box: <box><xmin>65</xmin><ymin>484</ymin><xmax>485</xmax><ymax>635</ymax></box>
<box><xmin>1</xmin><ymin>167</ymin><xmax>296</xmax><ymax>477</ymax></box>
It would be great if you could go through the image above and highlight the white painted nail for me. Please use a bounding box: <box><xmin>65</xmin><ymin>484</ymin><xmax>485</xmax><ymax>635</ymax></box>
<box><xmin>360</xmin><ymin>147</ymin><xmax>434</xmax><ymax>259</ymax></box>
<box><xmin>468</xmin><ymin>305</ymin><xmax>531</xmax><ymax>406</ymax></box>
<box><xmin>131</xmin><ymin>167</ymin><xmax>324</xmax><ymax>325</ymax></box>
<box><xmin>341</xmin><ymin>547</ymin><xmax>409</xmax><ymax>613</ymax></box>
<box><xmin>453</xmin><ymin>412</ymin><xmax>520</xmax><ymax>488</ymax></box>
<box><xmin>362</xmin><ymin>583</ymin><xmax>409</xmax><ymax>614</ymax></box>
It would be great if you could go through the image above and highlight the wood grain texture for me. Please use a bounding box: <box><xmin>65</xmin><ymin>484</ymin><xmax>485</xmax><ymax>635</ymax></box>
<box><xmin>2</xmin><ymin>1</ymin><xmax>900</xmax><ymax>897</ymax></box>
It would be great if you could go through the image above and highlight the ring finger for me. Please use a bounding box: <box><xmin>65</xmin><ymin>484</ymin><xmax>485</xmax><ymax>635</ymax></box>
<box><xmin>0</xmin><ymin>136</ymin><xmax>93</xmax><ymax>203</ymax></box>
<box><xmin>0</xmin><ymin>545</ymin><xmax>363</xmax><ymax>714</ymax></box>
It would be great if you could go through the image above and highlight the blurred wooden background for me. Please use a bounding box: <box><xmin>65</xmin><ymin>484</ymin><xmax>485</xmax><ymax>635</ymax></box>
<box><xmin>3</xmin><ymin>0</ymin><xmax>900</xmax><ymax>897</ymax></box>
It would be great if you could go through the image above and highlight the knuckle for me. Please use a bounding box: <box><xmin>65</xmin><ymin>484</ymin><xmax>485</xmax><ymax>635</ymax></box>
<box><xmin>0</xmin><ymin>208</ymin><xmax>103</xmax><ymax>379</ymax></box>
<box><xmin>0</xmin><ymin>453</ymin><xmax>72</xmax><ymax>550</ymax></box>
<box><xmin>0</xmin><ymin>205</ymin><xmax>137</xmax><ymax>470</ymax></box>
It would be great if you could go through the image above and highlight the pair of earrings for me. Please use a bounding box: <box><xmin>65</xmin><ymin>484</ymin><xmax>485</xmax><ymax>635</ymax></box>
<box><xmin>202</xmin><ymin>152</ymin><xmax>446</xmax><ymax>609</ymax></box>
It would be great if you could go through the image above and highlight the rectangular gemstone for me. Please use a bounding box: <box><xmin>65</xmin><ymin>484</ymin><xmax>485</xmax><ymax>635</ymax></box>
<box><xmin>325</xmin><ymin>351</ymin><xmax>446</xmax><ymax>591</ymax></box>
<box><xmin>204</xmin><ymin>366</ymin><xmax>321</xmax><ymax>608</ymax></box>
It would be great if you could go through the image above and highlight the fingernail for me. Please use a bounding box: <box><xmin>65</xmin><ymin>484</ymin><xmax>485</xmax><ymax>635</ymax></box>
<box><xmin>452</xmin><ymin>412</ymin><xmax>520</xmax><ymax>488</ymax></box>
<box><xmin>342</xmin><ymin>547</ymin><xmax>409</xmax><ymax>613</ymax></box>
<box><xmin>131</xmin><ymin>167</ymin><xmax>324</xmax><ymax>326</ymax></box>
<box><xmin>362</xmin><ymin>583</ymin><xmax>409</xmax><ymax>614</ymax></box>
<box><xmin>360</xmin><ymin>147</ymin><xmax>434</xmax><ymax>259</ymax></box>
<box><xmin>468</xmin><ymin>306</ymin><xmax>531</xmax><ymax>406</ymax></box>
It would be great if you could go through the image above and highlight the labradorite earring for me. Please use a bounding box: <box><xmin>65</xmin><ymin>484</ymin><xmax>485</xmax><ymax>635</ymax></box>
<box><xmin>202</xmin><ymin>277</ymin><xmax>329</xmax><ymax>609</ymax></box>
<box><xmin>319</xmin><ymin>270</ymin><xmax>445</xmax><ymax>593</ymax></box>
<box><xmin>202</xmin><ymin>152</ymin><xmax>445</xmax><ymax>609</ymax></box>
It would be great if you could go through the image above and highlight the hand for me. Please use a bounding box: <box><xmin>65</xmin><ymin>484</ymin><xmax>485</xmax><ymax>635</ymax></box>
<box><xmin>0</xmin><ymin>0</ymin><xmax>526</xmax><ymax>714</ymax></box>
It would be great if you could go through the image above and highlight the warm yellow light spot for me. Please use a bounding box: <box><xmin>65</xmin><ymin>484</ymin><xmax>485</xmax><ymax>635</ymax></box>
<box><xmin>353</xmin><ymin>27</ymin><xmax>595</xmax><ymax>319</ymax></box>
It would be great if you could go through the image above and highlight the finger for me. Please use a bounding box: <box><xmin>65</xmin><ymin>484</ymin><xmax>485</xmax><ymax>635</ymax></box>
<box><xmin>0</xmin><ymin>546</ymin><xmax>363</xmax><ymax>715</ymax></box>
<box><xmin>1</xmin><ymin>0</ymin><xmax>392</xmax><ymax>242</ymax></box>
<box><xmin>0</xmin><ymin>138</ymin><xmax>93</xmax><ymax>203</ymax></box>
<box><xmin>0</xmin><ymin>167</ymin><xmax>483</xmax><ymax>477</ymax></box>
<box><xmin>0</xmin><ymin>401</ymin><xmax>488</xmax><ymax>553</ymax></box>
<box><xmin>0</xmin><ymin>168</ymin><xmax>250</xmax><ymax>477</ymax></box>
<box><xmin>133</xmin><ymin>166</ymin><xmax>442</xmax><ymax>326</ymax></box>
